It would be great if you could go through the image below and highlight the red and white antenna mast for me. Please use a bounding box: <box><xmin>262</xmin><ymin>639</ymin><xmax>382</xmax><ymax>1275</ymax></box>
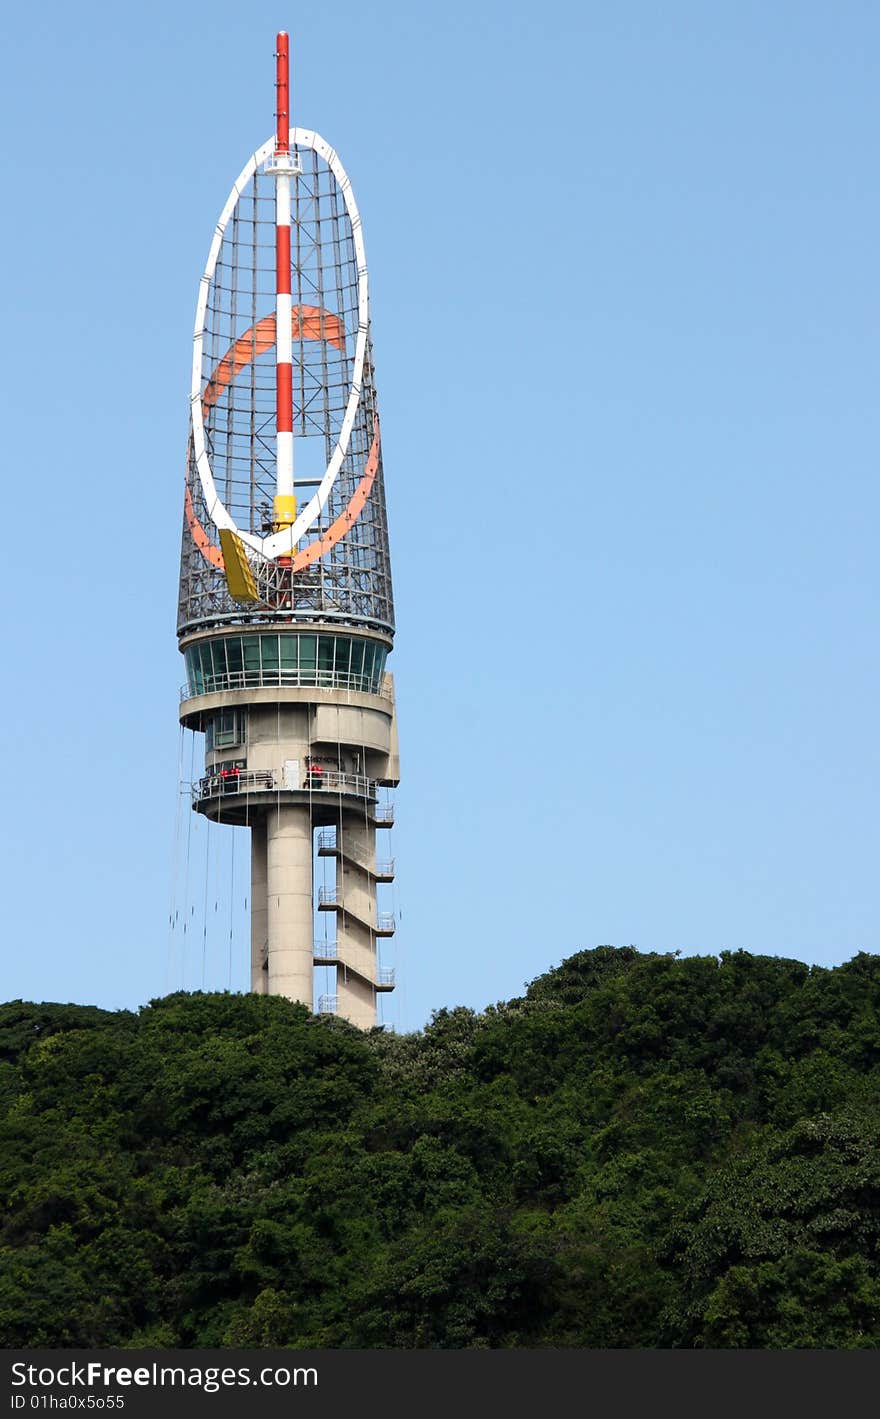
<box><xmin>265</xmin><ymin>30</ymin><xmax>300</xmax><ymax>543</ymax></box>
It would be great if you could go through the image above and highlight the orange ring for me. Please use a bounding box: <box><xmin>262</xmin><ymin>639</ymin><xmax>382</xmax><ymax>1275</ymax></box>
<box><xmin>184</xmin><ymin>483</ymin><xmax>225</xmax><ymax>569</ymax></box>
<box><xmin>184</xmin><ymin>307</ymin><xmax>376</xmax><ymax>574</ymax></box>
<box><xmin>291</xmin><ymin>414</ymin><xmax>380</xmax><ymax>570</ymax></box>
<box><xmin>202</xmin><ymin>307</ymin><xmax>345</xmax><ymax>414</ymax></box>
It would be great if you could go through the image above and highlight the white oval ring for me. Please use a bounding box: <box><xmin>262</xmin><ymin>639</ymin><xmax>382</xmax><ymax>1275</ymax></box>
<box><xmin>190</xmin><ymin>128</ymin><xmax>369</xmax><ymax>561</ymax></box>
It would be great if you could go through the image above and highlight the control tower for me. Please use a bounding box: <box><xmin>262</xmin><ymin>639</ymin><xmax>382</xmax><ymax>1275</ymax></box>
<box><xmin>176</xmin><ymin>33</ymin><xmax>399</xmax><ymax>1029</ymax></box>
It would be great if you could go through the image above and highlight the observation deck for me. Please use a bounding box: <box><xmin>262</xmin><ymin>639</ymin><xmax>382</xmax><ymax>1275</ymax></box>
<box><xmin>190</xmin><ymin>767</ymin><xmax>394</xmax><ymax>829</ymax></box>
<box><xmin>179</xmin><ymin>669</ymin><xmax>395</xmax><ymax>707</ymax></box>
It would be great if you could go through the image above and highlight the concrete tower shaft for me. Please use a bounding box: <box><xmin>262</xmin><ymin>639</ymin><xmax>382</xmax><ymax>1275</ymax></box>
<box><xmin>176</xmin><ymin>35</ymin><xmax>399</xmax><ymax>1029</ymax></box>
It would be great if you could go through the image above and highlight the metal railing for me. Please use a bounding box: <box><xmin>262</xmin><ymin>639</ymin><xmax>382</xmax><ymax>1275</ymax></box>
<box><xmin>374</xmin><ymin>803</ymin><xmax>395</xmax><ymax>826</ymax></box>
<box><xmin>193</xmin><ymin>768</ymin><xmax>379</xmax><ymax>804</ymax></box>
<box><xmin>317</xmin><ymin>995</ymin><xmax>337</xmax><ymax>1014</ymax></box>
<box><xmin>193</xmin><ymin>768</ymin><xmax>275</xmax><ymax>801</ymax></box>
<box><xmin>314</xmin><ymin>945</ymin><xmax>394</xmax><ymax>990</ymax></box>
<box><xmin>181</xmin><ymin>669</ymin><xmax>393</xmax><ymax>703</ymax></box>
<box><xmin>316</xmin><ymin>891</ymin><xmax>395</xmax><ymax>935</ymax></box>
<box><xmin>307</xmin><ymin>769</ymin><xmax>377</xmax><ymax>801</ymax></box>
<box><xmin>315</xmin><ymin>831</ymin><xmax>394</xmax><ymax>878</ymax></box>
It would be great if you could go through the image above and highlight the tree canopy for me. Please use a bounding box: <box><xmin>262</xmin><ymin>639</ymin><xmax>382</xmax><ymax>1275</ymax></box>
<box><xmin>1</xmin><ymin>947</ymin><xmax>878</xmax><ymax>1347</ymax></box>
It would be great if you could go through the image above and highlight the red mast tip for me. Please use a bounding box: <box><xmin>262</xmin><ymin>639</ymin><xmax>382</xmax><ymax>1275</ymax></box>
<box><xmin>275</xmin><ymin>30</ymin><xmax>290</xmax><ymax>155</ymax></box>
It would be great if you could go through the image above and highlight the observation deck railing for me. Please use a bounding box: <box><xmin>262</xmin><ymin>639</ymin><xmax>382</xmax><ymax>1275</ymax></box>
<box><xmin>180</xmin><ymin>669</ymin><xmax>393</xmax><ymax>703</ymax></box>
<box><xmin>308</xmin><ymin>770</ymin><xmax>377</xmax><ymax>800</ymax></box>
<box><xmin>192</xmin><ymin>769</ymin><xmax>274</xmax><ymax>801</ymax></box>
<box><xmin>192</xmin><ymin>768</ymin><xmax>382</xmax><ymax>804</ymax></box>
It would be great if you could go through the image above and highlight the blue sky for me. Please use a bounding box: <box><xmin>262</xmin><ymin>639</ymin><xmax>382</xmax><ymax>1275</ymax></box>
<box><xmin>1</xmin><ymin>0</ymin><xmax>877</xmax><ymax>1029</ymax></box>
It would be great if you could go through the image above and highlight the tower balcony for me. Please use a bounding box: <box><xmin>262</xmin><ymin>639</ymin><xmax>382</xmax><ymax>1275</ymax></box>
<box><xmin>317</xmin><ymin>885</ymin><xmax>340</xmax><ymax>911</ymax></box>
<box><xmin>306</xmin><ymin>769</ymin><xmax>377</xmax><ymax>800</ymax></box>
<box><xmin>192</xmin><ymin>768</ymin><xmax>276</xmax><ymax>802</ymax></box>
<box><xmin>180</xmin><ymin>668</ymin><xmax>395</xmax><ymax>706</ymax></box>
<box><xmin>191</xmin><ymin>768</ymin><xmax>382</xmax><ymax>821</ymax></box>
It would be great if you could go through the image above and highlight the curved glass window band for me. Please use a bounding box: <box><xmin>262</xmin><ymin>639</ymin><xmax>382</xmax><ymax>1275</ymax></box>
<box><xmin>185</xmin><ymin>635</ymin><xmax>388</xmax><ymax>698</ymax></box>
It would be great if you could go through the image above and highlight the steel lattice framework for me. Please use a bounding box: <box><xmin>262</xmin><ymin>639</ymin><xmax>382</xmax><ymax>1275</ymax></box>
<box><xmin>178</xmin><ymin>132</ymin><xmax>394</xmax><ymax>637</ymax></box>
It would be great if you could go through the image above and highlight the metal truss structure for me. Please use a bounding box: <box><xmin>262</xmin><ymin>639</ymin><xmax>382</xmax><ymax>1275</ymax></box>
<box><xmin>178</xmin><ymin>133</ymin><xmax>394</xmax><ymax>636</ymax></box>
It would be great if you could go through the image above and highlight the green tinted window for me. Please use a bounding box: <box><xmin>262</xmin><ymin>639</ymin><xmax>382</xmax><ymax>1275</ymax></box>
<box><xmin>335</xmin><ymin>639</ymin><xmax>352</xmax><ymax>677</ymax></box>
<box><xmin>280</xmin><ymin>636</ymin><xmax>297</xmax><ymax>673</ymax></box>
<box><xmin>185</xmin><ymin>649</ymin><xmax>204</xmax><ymax>695</ymax></box>
<box><xmin>243</xmin><ymin>637</ymin><xmax>261</xmax><ymax>674</ymax></box>
<box><xmin>215</xmin><ymin>709</ymin><xmax>244</xmax><ymax>746</ymax></box>
<box><xmin>318</xmin><ymin>635</ymin><xmax>335</xmax><ymax>673</ymax></box>
<box><xmin>184</xmin><ymin>634</ymin><xmax>388</xmax><ymax>696</ymax></box>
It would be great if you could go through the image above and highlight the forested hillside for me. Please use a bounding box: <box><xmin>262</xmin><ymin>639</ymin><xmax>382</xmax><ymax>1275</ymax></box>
<box><xmin>1</xmin><ymin>947</ymin><xmax>879</xmax><ymax>1348</ymax></box>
